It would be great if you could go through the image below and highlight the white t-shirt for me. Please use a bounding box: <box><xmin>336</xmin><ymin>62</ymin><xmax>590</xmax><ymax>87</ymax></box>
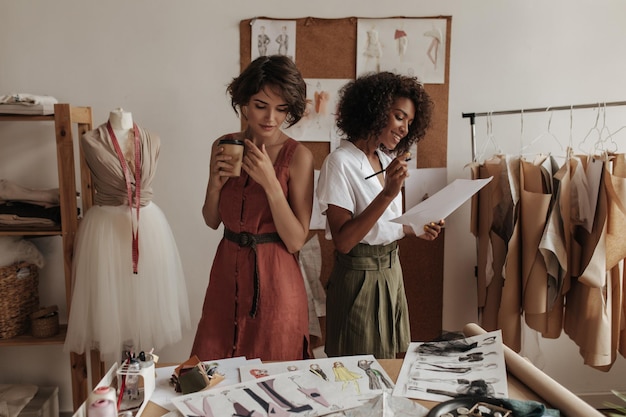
<box><xmin>317</xmin><ymin>140</ymin><xmax>404</xmax><ymax>245</ymax></box>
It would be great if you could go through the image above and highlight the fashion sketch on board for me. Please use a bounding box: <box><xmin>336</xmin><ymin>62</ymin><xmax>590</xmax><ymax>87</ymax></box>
<box><xmin>276</xmin><ymin>25</ymin><xmax>289</xmax><ymax>56</ymax></box>
<box><xmin>282</xmin><ymin>78</ymin><xmax>348</xmax><ymax>150</ymax></box>
<box><xmin>356</xmin><ymin>18</ymin><xmax>447</xmax><ymax>84</ymax></box>
<box><xmin>362</xmin><ymin>25</ymin><xmax>383</xmax><ymax>73</ymax></box>
<box><xmin>395</xmin><ymin>27</ymin><xmax>408</xmax><ymax>60</ymax></box>
<box><xmin>257</xmin><ymin>25</ymin><xmax>270</xmax><ymax>56</ymax></box>
<box><xmin>250</xmin><ymin>19</ymin><xmax>296</xmax><ymax>61</ymax></box>
<box><xmin>424</xmin><ymin>24</ymin><xmax>443</xmax><ymax>70</ymax></box>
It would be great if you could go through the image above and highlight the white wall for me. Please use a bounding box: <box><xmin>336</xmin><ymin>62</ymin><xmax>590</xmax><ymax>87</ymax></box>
<box><xmin>1</xmin><ymin>0</ymin><xmax>626</xmax><ymax>412</ymax></box>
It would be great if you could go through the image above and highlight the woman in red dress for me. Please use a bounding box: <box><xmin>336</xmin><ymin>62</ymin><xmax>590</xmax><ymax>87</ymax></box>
<box><xmin>191</xmin><ymin>55</ymin><xmax>314</xmax><ymax>361</ymax></box>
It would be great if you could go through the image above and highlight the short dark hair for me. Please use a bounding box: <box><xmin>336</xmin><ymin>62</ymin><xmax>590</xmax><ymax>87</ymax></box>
<box><xmin>336</xmin><ymin>71</ymin><xmax>433</xmax><ymax>155</ymax></box>
<box><xmin>227</xmin><ymin>55</ymin><xmax>307</xmax><ymax>128</ymax></box>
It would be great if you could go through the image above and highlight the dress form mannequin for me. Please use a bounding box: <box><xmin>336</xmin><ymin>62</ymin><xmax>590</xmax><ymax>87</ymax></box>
<box><xmin>108</xmin><ymin>107</ymin><xmax>134</xmax><ymax>168</ymax></box>
<box><xmin>109</xmin><ymin>107</ymin><xmax>133</xmax><ymax>131</ymax></box>
<box><xmin>65</xmin><ymin>109</ymin><xmax>190</xmax><ymax>362</ymax></box>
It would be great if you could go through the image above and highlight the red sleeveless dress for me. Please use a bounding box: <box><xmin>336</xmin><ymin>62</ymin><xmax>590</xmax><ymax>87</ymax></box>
<box><xmin>191</xmin><ymin>137</ymin><xmax>309</xmax><ymax>361</ymax></box>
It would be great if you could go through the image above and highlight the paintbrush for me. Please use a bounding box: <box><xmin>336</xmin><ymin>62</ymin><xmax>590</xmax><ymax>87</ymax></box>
<box><xmin>364</xmin><ymin>153</ymin><xmax>412</xmax><ymax>180</ymax></box>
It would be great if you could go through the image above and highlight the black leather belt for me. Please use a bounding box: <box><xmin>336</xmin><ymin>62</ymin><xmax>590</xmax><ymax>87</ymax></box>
<box><xmin>224</xmin><ymin>228</ymin><xmax>282</xmax><ymax>248</ymax></box>
<box><xmin>223</xmin><ymin>228</ymin><xmax>283</xmax><ymax>317</ymax></box>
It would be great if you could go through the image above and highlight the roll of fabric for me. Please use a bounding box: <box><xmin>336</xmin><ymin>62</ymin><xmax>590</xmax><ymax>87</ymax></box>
<box><xmin>463</xmin><ymin>322</ymin><xmax>604</xmax><ymax>417</ymax></box>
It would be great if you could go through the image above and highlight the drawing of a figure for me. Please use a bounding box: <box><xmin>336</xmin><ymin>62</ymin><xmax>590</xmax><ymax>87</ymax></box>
<box><xmin>357</xmin><ymin>359</ymin><xmax>393</xmax><ymax>390</ymax></box>
<box><xmin>332</xmin><ymin>361</ymin><xmax>362</xmax><ymax>394</ymax></box>
<box><xmin>257</xmin><ymin>26</ymin><xmax>270</xmax><ymax>56</ymax></box>
<box><xmin>457</xmin><ymin>379</ymin><xmax>496</xmax><ymax>397</ymax></box>
<box><xmin>363</xmin><ymin>26</ymin><xmax>382</xmax><ymax>72</ymax></box>
<box><xmin>424</xmin><ymin>25</ymin><xmax>442</xmax><ymax>69</ymax></box>
<box><xmin>276</xmin><ymin>25</ymin><xmax>289</xmax><ymax>55</ymax></box>
<box><xmin>416</xmin><ymin>336</ymin><xmax>496</xmax><ymax>356</ymax></box>
<box><xmin>309</xmin><ymin>363</ymin><xmax>329</xmax><ymax>381</ymax></box>
<box><xmin>314</xmin><ymin>82</ymin><xmax>330</xmax><ymax>115</ymax></box>
<box><xmin>394</xmin><ymin>28</ymin><xmax>408</xmax><ymax>59</ymax></box>
<box><xmin>249</xmin><ymin>368</ymin><xmax>269</xmax><ymax>379</ymax></box>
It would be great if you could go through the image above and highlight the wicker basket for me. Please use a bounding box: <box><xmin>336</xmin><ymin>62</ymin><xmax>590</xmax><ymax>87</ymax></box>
<box><xmin>31</xmin><ymin>305</ymin><xmax>59</xmax><ymax>338</ymax></box>
<box><xmin>0</xmin><ymin>262</ymin><xmax>39</xmax><ymax>339</ymax></box>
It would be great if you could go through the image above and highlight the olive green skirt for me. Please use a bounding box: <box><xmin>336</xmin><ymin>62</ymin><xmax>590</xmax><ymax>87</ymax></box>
<box><xmin>324</xmin><ymin>241</ymin><xmax>410</xmax><ymax>359</ymax></box>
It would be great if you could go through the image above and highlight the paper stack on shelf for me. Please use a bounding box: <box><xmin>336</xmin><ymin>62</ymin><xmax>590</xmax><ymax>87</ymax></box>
<box><xmin>0</xmin><ymin>94</ymin><xmax>58</xmax><ymax>115</ymax></box>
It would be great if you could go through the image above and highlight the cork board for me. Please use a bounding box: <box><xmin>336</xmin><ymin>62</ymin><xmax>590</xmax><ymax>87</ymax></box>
<box><xmin>240</xmin><ymin>16</ymin><xmax>451</xmax><ymax>343</ymax></box>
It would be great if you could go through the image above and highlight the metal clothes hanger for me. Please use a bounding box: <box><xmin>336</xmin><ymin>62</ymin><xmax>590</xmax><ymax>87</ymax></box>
<box><xmin>476</xmin><ymin>111</ymin><xmax>502</xmax><ymax>163</ymax></box>
<box><xmin>518</xmin><ymin>109</ymin><xmax>524</xmax><ymax>156</ymax></box>
<box><xmin>518</xmin><ymin>108</ymin><xmax>551</xmax><ymax>163</ymax></box>
<box><xmin>578</xmin><ymin>103</ymin><xmax>602</xmax><ymax>155</ymax></box>
<box><xmin>593</xmin><ymin>102</ymin><xmax>619</xmax><ymax>154</ymax></box>
<box><xmin>520</xmin><ymin>106</ymin><xmax>564</xmax><ymax>155</ymax></box>
<box><xmin>567</xmin><ymin>105</ymin><xmax>574</xmax><ymax>158</ymax></box>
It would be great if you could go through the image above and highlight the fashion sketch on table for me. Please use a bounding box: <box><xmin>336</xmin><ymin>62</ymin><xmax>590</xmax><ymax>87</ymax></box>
<box><xmin>393</xmin><ymin>330</ymin><xmax>508</xmax><ymax>402</ymax></box>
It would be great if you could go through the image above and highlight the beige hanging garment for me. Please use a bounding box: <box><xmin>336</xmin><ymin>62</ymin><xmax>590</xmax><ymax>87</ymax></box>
<box><xmin>470</xmin><ymin>161</ymin><xmax>493</xmax><ymax>312</ymax></box>
<box><xmin>519</xmin><ymin>157</ymin><xmax>553</xmax><ymax>334</ymax></box>
<box><xmin>564</xmin><ymin>265</ymin><xmax>618</xmax><ymax>369</ymax></box>
<box><xmin>605</xmin><ymin>154</ymin><xmax>626</xmax><ymax>269</ymax></box>
<box><xmin>604</xmin><ymin>154</ymin><xmax>626</xmax><ymax>363</ymax></box>
<box><xmin>470</xmin><ymin>157</ymin><xmax>510</xmax><ymax>317</ymax></box>
<box><xmin>570</xmin><ymin>156</ymin><xmax>604</xmax><ymax>277</ymax></box>
<box><xmin>499</xmin><ymin>156</ymin><xmax>523</xmax><ymax>351</ymax></box>
<box><xmin>619</xmin><ymin>263</ymin><xmax>626</xmax><ymax>358</ymax></box>
<box><xmin>479</xmin><ymin>156</ymin><xmax>511</xmax><ymax>330</ymax></box>
<box><xmin>535</xmin><ymin>158</ymin><xmax>572</xmax><ymax>338</ymax></box>
<box><xmin>606</xmin><ymin>262</ymin><xmax>624</xmax><ymax>370</ymax></box>
<box><xmin>564</xmin><ymin>158</ymin><xmax>614</xmax><ymax>368</ymax></box>
<box><xmin>483</xmin><ymin>231</ymin><xmax>507</xmax><ymax>331</ymax></box>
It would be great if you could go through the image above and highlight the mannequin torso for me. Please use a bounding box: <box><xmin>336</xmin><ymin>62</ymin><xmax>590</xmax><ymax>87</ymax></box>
<box><xmin>108</xmin><ymin>108</ymin><xmax>135</xmax><ymax>171</ymax></box>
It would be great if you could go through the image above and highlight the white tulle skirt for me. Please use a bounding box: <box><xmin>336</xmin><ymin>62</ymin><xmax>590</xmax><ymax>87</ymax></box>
<box><xmin>64</xmin><ymin>202</ymin><xmax>190</xmax><ymax>362</ymax></box>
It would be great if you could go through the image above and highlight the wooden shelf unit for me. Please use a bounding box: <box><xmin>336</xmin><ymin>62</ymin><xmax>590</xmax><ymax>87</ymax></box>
<box><xmin>0</xmin><ymin>104</ymin><xmax>92</xmax><ymax>410</ymax></box>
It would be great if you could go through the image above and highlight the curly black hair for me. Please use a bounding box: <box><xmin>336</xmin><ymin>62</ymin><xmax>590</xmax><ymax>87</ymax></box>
<box><xmin>336</xmin><ymin>71</ymin><xmax>433</xmax><ymax>155</ymax></box>
<box><xmin>227</xmin><ymin>55</ymin><xmax>307</xmax><ymax>128</ymax></box>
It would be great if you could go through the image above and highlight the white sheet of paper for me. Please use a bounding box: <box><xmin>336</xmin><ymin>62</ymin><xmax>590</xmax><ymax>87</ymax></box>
<box><xmin>310</xmin><ymin>170</ymin><xmax>325</xmax><ymax>230</ymax></box>
<box><xmin>392</xmin><ymin>177</ymin><xmax>493</xmax><ymax>232</ymax></box>
<box><xmin>393</xmin><ymin>330</ymin><xmax>508</xmax><ymax>402</ymax></box>
<box><xmin>403</xmin><ymin>167</ymin><xmax>447</xmax><ymax>211</ymax></box>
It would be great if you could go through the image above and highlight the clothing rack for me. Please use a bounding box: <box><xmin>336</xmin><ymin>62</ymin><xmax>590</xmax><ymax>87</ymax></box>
<box><xmin>462</xmin><ymin>100</ymin><xmax>626</xmax><ymax>161</ymax></box>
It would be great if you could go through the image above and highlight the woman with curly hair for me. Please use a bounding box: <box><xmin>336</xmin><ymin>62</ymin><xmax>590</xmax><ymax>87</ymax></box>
<box><xmin>316</xmin><ymin>71</ymin><xmax>443</xmax><ymax>359</ymax></box>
